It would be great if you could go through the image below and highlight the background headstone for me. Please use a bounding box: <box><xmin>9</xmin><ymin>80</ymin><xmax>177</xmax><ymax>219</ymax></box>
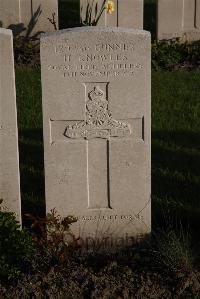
<box><xmin>0</xmin><ymin>28</ymin><xmax>21</xmax><ymax>221</ymax></box>
<box><xmin>80</xmin><ymin>0</ymin><xmax>143</xmax><ymax>29</ymax></box>
<box><xmin>157</xmin><ymin>0</ymin><xmax>183</xmax><ymax>40</ymax></box>
<box><xmin>157</xmin><ymin>0</ymin><xmax>200</xmax><ymax>41</ymax></box>
<box><xmin>183</xmin><ymin>0</ymin><xmax>196</xmax><ymax>30</ymax></box>
<box><xmin>0</xmin><ymin>0</ymin><xmax>21</xmax><ymax>30</ymax></box>
<box><xmin>0</xmin><ymin>0</ymin><xmax>58</xmax><ymax>35</ymax></box>
<box><xmin>41</xmin><ymin>27</ymin><xmax>151</xmax><ymax>243</ymax></box>
<box><xmin>20</xmin><ymin>0</ymin><xmax>59</xmax><ymax>35</ymax></box>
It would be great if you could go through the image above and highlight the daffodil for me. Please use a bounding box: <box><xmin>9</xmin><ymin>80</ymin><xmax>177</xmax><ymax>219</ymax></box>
<box><xmin>105</xmin><ymin>1</ymin><xmax>114</xmax><ymax>14</ymax></box>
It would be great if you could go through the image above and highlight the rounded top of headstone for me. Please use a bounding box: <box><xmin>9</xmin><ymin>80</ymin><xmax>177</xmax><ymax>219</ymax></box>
<box><xmin>41</xmin><ymin>26</ymin><xmax>151</xmax><ymax>39</ymax></box>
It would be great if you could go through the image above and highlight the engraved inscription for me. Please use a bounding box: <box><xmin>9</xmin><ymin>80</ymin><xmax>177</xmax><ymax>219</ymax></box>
<box><xmin>64</xmin><ymin>86</ymin><xmax>131</xmax><ymax>140</ymax></box>
<box><xmin>54</xmin><ymin>43</ymin><xmax>135</xmax><ymax>53</ymax></box>
<box><xmin>77</xmin><ymin>214</ymin><xmax>144</xmax><ymax>221</ymax></box>
<box><xmin>45</xmin><ymin>41</ymin><xmax>144</xmax><ymax>78</ymax></box>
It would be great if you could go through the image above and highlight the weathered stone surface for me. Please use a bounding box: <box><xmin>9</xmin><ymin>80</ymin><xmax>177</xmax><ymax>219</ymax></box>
<box><xmin>20</xmin><ymin>0</ymin><xmax>58</xmax><ymax>35</ymax></box>
<box><xmin>0</xmin><ymin>0</ymin><xmax>20</xmax><ymax>29</ymax></box>
<box><xmin>157</xmin><ymin>0</ymin><xmax>200</xmax><ymax>41</ymax></box>
<box><xmin>80</xmin><ymin>0</ymin><xmax>143</xmax><ymax>29</ymax></box>
<box><xmin>0</xmin><ymin>28</ymin><xmax>21</xmax><ymax>221</ymax></box>
<box><xmin>41</xmin><ymin>27</ymin><xmax>151</xmax><ymax>243</ymax></box>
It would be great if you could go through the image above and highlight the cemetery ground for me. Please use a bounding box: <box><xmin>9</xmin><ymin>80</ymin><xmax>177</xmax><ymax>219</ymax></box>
<box><xmin>0</xmin><ymin>67</ymin><xmax>199</xmax><ymax>298</ymax></box>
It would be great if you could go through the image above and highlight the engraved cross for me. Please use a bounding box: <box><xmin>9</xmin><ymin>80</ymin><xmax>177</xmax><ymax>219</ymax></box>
<box><xmin>64</xmin><ymin>82</ymin><xmax>133</xmax><ymax>210</ymax></box>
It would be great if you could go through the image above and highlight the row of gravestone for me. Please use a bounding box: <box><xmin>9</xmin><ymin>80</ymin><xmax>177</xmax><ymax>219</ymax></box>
<box><xmin>0</xmin><ymin>26</ymin><xmax>151</xmax><ymax>244</ymax></box>
<box><xmin>0</xmin><ymin>0</ymin><xmax>142</xmax><ymax>36</ymax></box>
<box><xmin>0</xmin><ymin>0</ymin><xmax>59</xmax><ymax>36</ymax></box>
<box><xmin>158</xmin><ymin>0</ymin><xmax>200</xmax><ymax>41</ymax></box>
<box><xmin>0</xmin><ymin>0</ymin><xmax>200</xmax><ymax>41</ymax></box>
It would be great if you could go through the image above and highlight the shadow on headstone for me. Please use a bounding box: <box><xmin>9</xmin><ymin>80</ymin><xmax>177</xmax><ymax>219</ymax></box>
<box><xmin>80</xmin><ymin>0</ymin><xmax>103</xmax><ymax>26</ymax></box>
<box><xmin>8</xmin><ymin>23</ymin><xmax>26</xmax><ymax>36</ymax></box>
<box><xmin>26</xmin><ymin>5</ymin><xmax>42</xmax><ymax>37</ymax></box>
<box><xmin>7</xmin><ymin>5</ymin><xmax>42</xmax><ymax>38</ymax></box>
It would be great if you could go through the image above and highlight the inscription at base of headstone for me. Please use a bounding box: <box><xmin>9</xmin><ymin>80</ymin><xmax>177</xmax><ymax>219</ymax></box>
<box><xmin>0</xmin><ymin>28</ymin><xmax>21</xmax><ymax>221</ymax></box>
<box><xmin>157</xmin><ymin>0</ymin><xmax>200</xmax><ymax>41</ymax></box>
<box><xmin>80</xmin><ymin>0</ymin><xmax>143</xmax><ymax>29</ymax></box>
<box><xmin>41</xmin><ymin>27</ymin><xmax>151</xmax><ymax>242</ymax></box>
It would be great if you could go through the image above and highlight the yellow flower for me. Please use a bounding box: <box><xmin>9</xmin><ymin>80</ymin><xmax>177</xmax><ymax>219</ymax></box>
<box><xmin>105</xmin><ymin>1</ymin><xmax>114</xmax><ymax>14</ymax></box>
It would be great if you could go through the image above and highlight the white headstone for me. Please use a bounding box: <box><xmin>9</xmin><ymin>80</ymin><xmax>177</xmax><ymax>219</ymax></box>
<box><xmin>157</xmin><ymin>0</ymin><xmax>200</xmax><ymax>41</ymax></box>
<box><xmin>41</xmin><ymin>27</ymin><xmax>151</xmax><ymax>245</ymax></box>
<box><xmin>80</xmin><ymin>0</ymin><xmax>143</xmax><ymax>29</ymax></box>
<box><xmin>0</xmin><ymin>28</ymin><xmax>21</xmax><ymax>221</ymax></box>
<box><xmin>0</xmin><ymin>0</ymin><xmax>21</xmax><ymax>29</ymax></box>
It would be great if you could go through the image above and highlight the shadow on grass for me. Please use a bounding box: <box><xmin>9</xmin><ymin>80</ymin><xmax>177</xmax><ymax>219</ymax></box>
<box><xmin>18</xmin><ymin>128</ymin><xmax>45</xmax><ymax>225</ymax></box>
<box><xmin>152</xmin><ymin>129</ymin><xmax>200</xmax><ymax>240</ymax></box>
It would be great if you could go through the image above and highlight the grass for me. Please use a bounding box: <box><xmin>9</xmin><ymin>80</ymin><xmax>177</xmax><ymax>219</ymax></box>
<box><xmin>15</xmin><ymin>69</ymin><xmax>44</xmax><ymax>219</ymax></box>
<box><xmin>151</xmin><ymin>71</ymin><xmax>200</xmax><ymax>241</ymax></box>
<box><xmin>15</xmin><ymin>68</ymin><xmax>200</xmax><ymax>243</ymax></box>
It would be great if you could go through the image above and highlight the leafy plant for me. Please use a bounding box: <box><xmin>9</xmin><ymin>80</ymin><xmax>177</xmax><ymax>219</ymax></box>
<box><xmin>152</xmin><ymin>39</ymin><xmax>200</xmax><ymax>71</ymax></box>
<box><xmin>26</xmin><ymin>209</ymin><xmax>79</xmax><ymax>264</ymax></box>
<box><xmin>153</xmin><ymin>226</ymin><xmax>200</xmax><ymax>296</ymax></box>
<box><xmin>81</xmin><ymin>0</ymin><xmax>114</xmax><ymax>26</ymax></box>
<box><xmin>13</xmin><ymin>7</ymin><xmax>56</xmax><ymax>68</ymax></box>
<box><xmin>14</xmin><ymin>35</ymin><xmax>40</xmax><ymax>68</ymax></box>
<box><xmin>47</xmin><ymin>12</ymin><xmax>58</xmax><ymax>30</ymax></box>
<box><xmin>155</xmin><ymin>227</ymin><xmax>193</xmax><ymax>274</ymax></box>
<box><xmin>0</xmin><ymin>200</ymin><xmax>35</xmax><ymax>280</ymax></box>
